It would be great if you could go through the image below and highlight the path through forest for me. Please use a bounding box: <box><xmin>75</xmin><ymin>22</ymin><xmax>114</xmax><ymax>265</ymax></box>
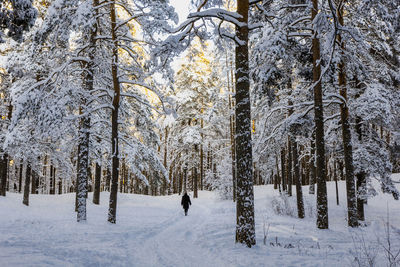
<box><xmin>1</xmin><ymin>177</ymin><xmax>400</xmax><ymax>266</ymax></box>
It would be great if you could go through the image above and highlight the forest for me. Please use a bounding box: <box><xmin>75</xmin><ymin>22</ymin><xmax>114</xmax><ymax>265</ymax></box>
<box><xmin>0</xmin><ymin>0</ymin><xmax>400</xmax><ymax>266</ymax></box>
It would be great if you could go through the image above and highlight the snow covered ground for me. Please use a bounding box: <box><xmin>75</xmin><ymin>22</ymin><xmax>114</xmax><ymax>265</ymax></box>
<box><xmin>1</xmin><ymin>175</ymin><xmax>400</xmax><ymax>267</ymax></box>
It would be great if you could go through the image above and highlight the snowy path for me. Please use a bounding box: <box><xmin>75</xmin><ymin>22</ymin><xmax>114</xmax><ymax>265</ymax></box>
<box><xmin>1</xmin><ymin>176</ymin><xmax>400</xmax><ymax>267</ymax></box>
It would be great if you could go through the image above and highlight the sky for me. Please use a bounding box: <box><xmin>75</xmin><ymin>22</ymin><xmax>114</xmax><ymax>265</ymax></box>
<box><xmin>170</xmin><ymin>0</ymin><xmax>191</xmax><ymax>24</ymax></box>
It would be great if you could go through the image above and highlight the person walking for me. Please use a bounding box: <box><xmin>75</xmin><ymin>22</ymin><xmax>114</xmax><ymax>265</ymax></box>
<box><xmin>181</xmin><ymin>192</ymin><xmax>191</xmax><ymax>216</ymax></box>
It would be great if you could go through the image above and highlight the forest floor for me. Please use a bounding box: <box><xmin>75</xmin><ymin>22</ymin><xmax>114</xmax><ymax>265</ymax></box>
<box><xmin>1</xmin><ymin>174</ymin><xmax>400</xmax><ymax>267</ymax></box>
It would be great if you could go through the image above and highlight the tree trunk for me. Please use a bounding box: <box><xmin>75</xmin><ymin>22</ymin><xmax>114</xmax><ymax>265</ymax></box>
<box><xmin>77</xmin><ymin>123</ymin><xmax>89</xmax><ymax>222</ymax></box>
<box><xmin>292</xmin><ymin>139</ymin><xmax>305</xmax><ymax>218</ymax></box>
<box><xmin>275</xmin><ymin>155</ymin><xmax>280</xmax><ymax>191</ymax></box>
<box><xmin>355</xmin><ymin>117</ymin><xmax>365</xmax><ymax>221</ymax></box>
<box><xmin>75</xmin><ymin>145</ymin><xmax>80</xmax><ymax>212</ymax></box>
<box><xmin>58</xmin><ymin>176</ymin><xmax>62</xmax><ymax>194</ymax></box>
<box><xmin>228</xmin><ymin>68</ymin><xmax>236</xmax><ymax>201</ymax></box>
<box><xmin>18</xmin><ymin>162</ymin><xmax>23</xmax><ymax>193</ymax></box>
<box><xmin>93</xmin><ymin>162</ymin><xmax>101</xmax><ymax>204</ymax></box>
<box><xmin>108</xmin><ymin>0</ymin><xmax>121</xmax><ymax>224</ymax></box>
<box><xmin>120</xmin><ymin>159</ymin><xmax>124</xmax><ymax>194</ymax></box>
<box><xmin>31</xmin><ymin>169</ymin><xmax>37</xmax><ymax>194</ymax></box>
<box><xmin>309</xmin><ymin>137</ymin><xmax>316</xmax><ymax>194</ymax></box>
<box><xmin>163</xmin><ymin>128</ymin><xmax>168</xmax><ymax>195</ymax></box>
<box><xmin>0</xmin><ymin>104</ymin><xmax>12</xmax><ymax>196</ymax></box>
<box><xmin>106</xmin><ymin>167</ymin><xmax>111</xmax><ymax>192</ymax></box>
<box><xmin>281</xmin><ymin>148</ymin><xmax>286</xmax><ymax>192</ymax></box>
<box><xmin>77</xmin><ymin>0</ymin><xmax>99</xmax><ymax>221</ymax></box>
<box><xmin>235</xmin><ymin>0</ymin><xmax>255</xmax><ymax>247</ymax></box>
<box><xmin>0</xmin><ymin>153</ymin><xmax>8</xmax><ymax>196</ymax></box>
<box><xmin>334</xmin><ymin>160</ymin><xmax>339</xmax><ymax>205</ymax></box>
<box><xmin>23</xmin><ymin>162</ymin><xmax>31</xmax><ymax>206</ymax></box>
<box><xmin>183</xmin><ymin>166</ymin><xmax>187</xmax><ymax>193</ymax></box>
<box><xmin>50</xmin><ymin>164</ymin><xmax>54</xmax><ymax>194</ymax></box>
<box><xmin>193</xmin><ymin>166</ymin><xmax>198</xmax><ymax>198</ymax></box>
<box><xmin>287</xmin><ymin>139</ymin><xmax>293</xmax><ymax>196</ymax></box>
<box><xmin>178</xmin><ymin>171</ymin><xmax>183</xmax><ymax>195</ymax></box>
<box><xmin>312</xmin><ymin>0</ymin><xmax>328</xmax><ymax>229</ymax></box>
<box><xmin>338</xmin><ymin>6</ymin><xmax>357</xmax><ymax>227</ymax></box>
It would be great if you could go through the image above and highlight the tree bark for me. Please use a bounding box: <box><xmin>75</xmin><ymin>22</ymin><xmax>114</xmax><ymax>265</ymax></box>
<box><xmin>18</xmin><ymin>162</ymin><xmax>23</xmax><ymax>193</ymax></box>
<box><xmin>108</xmin><ymin>0</ymin><xmax>121</xmax><ymax>224</ymax></box>
<box><xmin>292</xmin><ymin>139</ymin><xmax>305</xmax><ymax>218</ymax></box>
<box><xmin>50</xmin><ymin>164</ymin><xmax>55</xmax><ymax>195</ymax></box>
<box><xmin>193</xmin><ymin>166</ymin><xmax>198</xmax><ymax>198</ymax></box>
<box><xmin>309</xmin><ymin>136</ymin><xmax>316</xmax><ymax>194</ymax></box>
<box><xmin>355</xmin><ymin>117</ymin><xmax>365</xmax><ymax>221</ymax></box>
<box><xmin>31</xmin><ymin>169</ymin><xmax>37</xmax><ymax>194</ymax></box>
<box><xmin>227</xmin><ymin>63</ymin><xmax>237</xmax><ymax>201</ymax></box>
<box><xmin>183</xmin><ymin>166</ymin><xmax>187</xmax><ymax>193</ymax></box>
<box><xmin>0</xmin><ymin>153</ymin><xmax>8</xmax><ymax>196</ymax></box>
<box><xmin>312</xmin><ymin>0</ymin><xmax>328</xmax><ymax>229</ymax></box>
<box><xmin>77</xmin><ymin>122</ymin><xmax>89</xmax><ymax>222</ymax></box>
<box><xmin>106</xmin><ymin>167</ymin><xmax>111</xmax><ymax>192</ymax></box>
<box><xmin>23</xmin><ymin>162</ymin><xmax>31</xmax><ymax>206</ymax></box>
<box><xmin>93</xmin><ymin>162</ymin><xmax>101</xmax><ymax>204</ymax></box>
<box><xmin>281</xmin><ymin>148</ymin><xmax>287</xmax><ymax>192</ymax></box>
<box><xmin>287</xmin><ymin>139</ymin><xmax>293</xmax><ymax>196</ymax></box>
<box><xmin>58</xmin><ymin>176</ymin><xmax>62</xmax><ymax>194</ymax></box>
<box><xmin>338</xmin><ymin>5</ymin><xmax>358</xmax><ymax>227</ymax></box>
<box><xmin>234</xmin><ymin>0</ymin><xmax>256</xmax><ymax>247</ymax></box>
<box><xmin>334</xmin><ymin>160</ymin><xmax>339</xmax><ymax>205</ymax></box>
<box><xmin>163</xmin><ymin>128</ymin><xmax>168</xmax><ymax>195</ymax></box>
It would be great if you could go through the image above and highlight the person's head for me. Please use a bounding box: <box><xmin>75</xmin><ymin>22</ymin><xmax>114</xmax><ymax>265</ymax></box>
<box><xmin>184</xmin><ymin>192</ymin><xmax>188</xmax><ymax>196</ymax></box>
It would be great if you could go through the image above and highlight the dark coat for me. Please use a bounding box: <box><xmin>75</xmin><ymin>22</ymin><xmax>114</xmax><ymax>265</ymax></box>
<box><xmin>181</xmin><ymin>193</ymin><xmax>191</xmax><ymax>210</ymax></box>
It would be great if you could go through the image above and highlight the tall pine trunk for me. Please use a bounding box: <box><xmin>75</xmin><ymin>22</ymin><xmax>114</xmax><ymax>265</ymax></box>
<box><xmin>355</xmin><ymin>117</ymin><xmax>365</xmax><ymax>221</ymax></box>
<box><xmin>309</xmin><ymin>136</ymin><xmax>316</xmax><ymax>194</ymax></box>
<box><xmin>23</xmin><ymin>162</ymin><xmax>31</xmax><ymax>206</ymax></box>
<box><xmin>31</xmin><ymin>169</ymin><xmax>37</xmax><ymax>194</ymax></box>
<box><xmin>49</xmin><ymin>164</ymin><xmax>54</xmax><ymax>194</ymax></box>
<box><xmin>77</xmin><ymin>114</ymin><xmax>90</xmax><ymax>222</ymax></box>
<box><xmin>292</xmin><ymin>139</ymin><xmax>305</xmax><ymax>218</ymax></box>
<box><xmin>287</xmin><ymin>139</ymin><xmax>293</xmax><ymax>196</ymax></box>
<box><xmin>235</xmin><ymin>0</ymin><xmax>256</xmax><ymax>247</ymax></box>
<box><xmin>18</xmin><ymin>162</ymin><xmax>23</xmax><ymax>193</ymax></box>
<box><xmin>337</xmin><ymin>6</ymin><xmax>358</xmax><ymax>227</ymax></box>
<box><xmin>77</xmin><ymin>0</ymin><xmax>99</xmax><ymax>222</ymax></box>
<box><xmin>227</xmin><ymin>59</ymin><xmax>236</xmax><ymax>201</ymax></box>
<box><xmin>93</xmin><ymin>162</ymin><xmax>101</xmax><ymax>204</ymax></box>
<box><xmin>106</xmin><ymin>167</ymin><xmax>111</xmax><ymax>192</ymax></box>
<box><xmin>193</xmin><ymin>166</ymin><xmax>198</xmax><ymax>198</ymax></box>
<box><xmin>312</xmin><ymin>0</ymin><xmax>328</xmax><ymax>229</ymax></box>
<box><xmin>108</xmin><ymin>0</ymin><xmax>121</xmax><ymax>224</ymax></box>
<box><xmin>281</xmin><ymin>148</ymin><xmax>286</xmax><ymax>192</ymax></box>
<box><xmin>0</xmin><ymin>153</ymin><xmax>8</xmax><ymax>196</ymax></box>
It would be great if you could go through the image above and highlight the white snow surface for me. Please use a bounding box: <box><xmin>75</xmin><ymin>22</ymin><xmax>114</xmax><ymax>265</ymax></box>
<box><xmin>1</xmin><ymin>175</ymin><xmax>400</xmax><ymax>267</ymax></box>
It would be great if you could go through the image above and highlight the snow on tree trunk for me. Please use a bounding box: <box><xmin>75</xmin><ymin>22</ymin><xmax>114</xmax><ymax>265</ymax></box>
<box><xmin>77</xmin><ymin>117</ymin><xmax>89</xmax><ymax>222</ymax></box>
<box><xmin>22</xmin><ymin>162</ymin><xmax>31</xmax><ymax>206</ymax></box>
<box><xmin>312</xmin><ymin>0</ymin><xmax>328</xmax><ymax>229</ymax></box>
<box><xmin>355</xmin><ymin>117</ymin><xmax>365</xmax><ymax>221</ymax></box>
<box><xmin>309</xmin><ymin>137</ymin><xmax>316</xmax><ymax>195</ymax></box>
<box><xmin>234</xmin><ymin>0</ymin><xmax>256</xmax><ymax>248</ymax></box>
